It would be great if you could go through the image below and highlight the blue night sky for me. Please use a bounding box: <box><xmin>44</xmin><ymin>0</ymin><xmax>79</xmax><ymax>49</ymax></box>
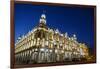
<box><xmin>14</xmin><ymin>3</ymin><xmax>95</xmax><ymax>49</ymax></box>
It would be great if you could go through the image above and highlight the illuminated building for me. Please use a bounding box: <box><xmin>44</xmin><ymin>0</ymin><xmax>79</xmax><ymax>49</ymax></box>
<box><xmin>15</xmin><ymin>13</ymin><xmax>89</xmax><ymax>64</ymax></box>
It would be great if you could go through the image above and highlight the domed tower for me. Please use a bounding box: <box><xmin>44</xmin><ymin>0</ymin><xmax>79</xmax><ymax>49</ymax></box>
<box><xmin>34</xmin><ymin>13</ymin><xmax>48</xmax><ymax>39</ymax></box>
<box><xmin>38</xmin><ymin>14</ymin><xmax>47</xmax><ymax>28</ymax></box>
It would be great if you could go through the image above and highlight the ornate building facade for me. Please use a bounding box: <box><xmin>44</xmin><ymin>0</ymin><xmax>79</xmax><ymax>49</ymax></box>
<box><xmin>15</xmin><ymin>14</ymin><xmax>89</xmax><ymax>64</ymax></box>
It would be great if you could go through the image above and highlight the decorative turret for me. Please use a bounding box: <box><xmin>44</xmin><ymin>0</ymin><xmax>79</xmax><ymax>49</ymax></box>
<box><xmin>39</xmin><ymin>14</ymin><xmax>46</xmax><ymax>25</ymax></box>
<box><xmin>55</xmin><ymin>29</ymin><xmax>59</xmax><ymax>34</ymax></box>
<box><xmin>39</xmin><ymin>14</ymin><xmax>47</xmax><ymax>28</ymax></box>
<box><xmin>65</xmin><ymin>32</ymin><xmax>68</xmax><ymax>38</ymax></box>
<box><xmin>73</xmin><ymin>34</ymin><xmax>77</xmax><ymax>40</ymax></box>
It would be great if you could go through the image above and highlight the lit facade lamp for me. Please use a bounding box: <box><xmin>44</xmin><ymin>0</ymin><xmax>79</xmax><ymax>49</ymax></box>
<box><xmin>61</xmin><ymin>50</ymin><xmax>64</xmax><ymax>53</ymax></box>
<box><xmin>35</xmin><ymin>48</ymin><xmax>38</xmax><ymax>51</ymax></box>
<box><xmin>55</xmin><ymin>49</ymin><xmax>58</xmax><ymax>53</ymax></box>
<box><xmin>50</xmin><ymin>49</ymin><xmax>52</xmax><ymax>53</ymax></box>
<box><xmin>40</xmin><ymin>48</ymin><xmax>45</xmax><ymax>52</ymax></box>
<box><xmin>60</xmin><ymin>43</ymin><xmax>62</xmax><ymax>47</ymax></box>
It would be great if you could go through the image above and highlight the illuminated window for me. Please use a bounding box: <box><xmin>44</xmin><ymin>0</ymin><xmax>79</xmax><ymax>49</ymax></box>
<box><xmin>31</xmin><ymin>40</ymin><xmax>33</xmax><ymax>47</ymax></box>
<box><xmin>45</xmin><ymin>40</ymin><xmax>49</xmax><ymax>46</ymax></box>
<box><xmin>33</xmin><ymin>39</ymin><xmax>36</xmax><ymax>46</ymax></box>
